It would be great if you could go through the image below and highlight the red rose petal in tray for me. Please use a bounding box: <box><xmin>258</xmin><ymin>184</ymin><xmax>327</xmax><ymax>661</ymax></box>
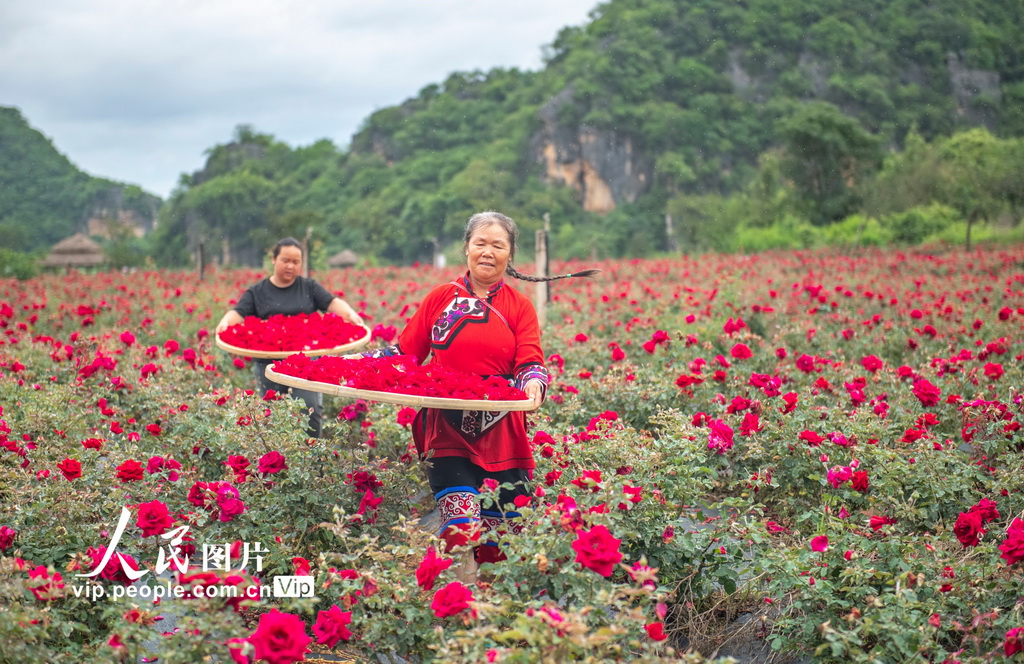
<box><xmin>267</xmin><ymin>355</ymin><xmax>534</xmax><ymax>411</ymax></box>
<box><xmin>216</xmin><ymin>313</ymin><xmax>370</xmax><ymax>359</ymax></box>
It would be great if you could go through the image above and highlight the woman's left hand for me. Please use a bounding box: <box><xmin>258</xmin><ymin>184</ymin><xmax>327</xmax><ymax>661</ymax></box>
<box><xmin>524</xmin><ymin>381</ymin><xmax>544</xmax><ymax>411</ymax></box>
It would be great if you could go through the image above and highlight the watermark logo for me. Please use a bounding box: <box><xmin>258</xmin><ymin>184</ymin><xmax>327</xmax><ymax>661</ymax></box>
<box><xmin>273</xmin><ymin>576</ymin><xmax>316</xmax><ymax>598</ymax></box>
<box><xmin>69</xmin><ymin>506</ymin><xmax>308</xmax><ymax>602</ymax></box>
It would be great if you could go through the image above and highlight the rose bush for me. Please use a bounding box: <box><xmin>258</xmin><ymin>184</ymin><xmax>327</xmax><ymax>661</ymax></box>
<box><xmin>0</xmin><ymin>247</ymin><xmax>1022</xmax><ymax>662</ymax></box>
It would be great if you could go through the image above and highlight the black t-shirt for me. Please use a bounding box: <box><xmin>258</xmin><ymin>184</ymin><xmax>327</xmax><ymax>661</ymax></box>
<box><xmin>234</xmin><ymin>277</ymin><xmax>335</xmax><ymax>319</ymax></box>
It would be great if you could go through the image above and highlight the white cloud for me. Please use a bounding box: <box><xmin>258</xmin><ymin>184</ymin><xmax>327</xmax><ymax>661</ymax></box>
<box><xmin>0</xmin><ymin>0</ymin><xmax>599</xmax><ymax>198</ymax></box>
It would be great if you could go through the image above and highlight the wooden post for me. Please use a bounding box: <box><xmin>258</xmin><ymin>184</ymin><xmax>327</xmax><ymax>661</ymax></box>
<box><xmin>198</xmin><ymin>241</ymin><xmax>205</xmax><ymax>281</ymax></box>
<box><xmin>535</xmin><ymin>228</ymin><xmax>548</xmax><ymax>327</ymax></box>
<box><xmin>543</xmin><ymin>213</ymin><xmax>552</xmax><ymax>303</ymax></box>
<box><xmin>303</xmin><ymin>227</ymin><xmax>312</xmax><ymax>278</ymax></box>
<box><xmin>665</xmin><ymin>213</ymin><xmax>679</xmax><ymax>253</ymax></box>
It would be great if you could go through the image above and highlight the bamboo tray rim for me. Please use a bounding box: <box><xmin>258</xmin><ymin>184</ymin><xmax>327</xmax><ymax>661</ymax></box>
<box><xmin>264</xmin><ymin>365</ymin><xmax>538</xmax><ymax>411</ymax></box>
<box><xmin>215</xmin><ymin>324</ymin><xmax>371</xmax><ymax>359</ymax></box>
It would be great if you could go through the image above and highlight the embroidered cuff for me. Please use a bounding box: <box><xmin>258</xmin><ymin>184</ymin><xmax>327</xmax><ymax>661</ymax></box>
<box><xmin>515</xmin><ymin>363</ymin><xmax>549</xmax><ymax>399</ymax></box>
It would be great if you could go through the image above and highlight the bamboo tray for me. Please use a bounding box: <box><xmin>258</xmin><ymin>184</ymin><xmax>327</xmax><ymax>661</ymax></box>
<box><xmin>264</xmin><ymin>365</ymin><xmax>539</xmax><ymax>411</ymax></box>
<box><xmin>215</xmin><ymin>325</ymin><xmax>372</xmax><ymax>360</ymax></box>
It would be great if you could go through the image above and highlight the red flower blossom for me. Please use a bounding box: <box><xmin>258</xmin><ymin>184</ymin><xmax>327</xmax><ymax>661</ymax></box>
<box><xmin>248</xmin><ymin>609</ymin><xmax>311</xmax><ymax>664</ymax></box>
<box><xmin>354</xmin><ymin>489</ymin><xmax>383</xmax><ymax>523</ymax></box>
<box><xmin>0</xmin><ymin>526</ymin><xmax>15</xmax><ymax>550</ymax></box>
<box><xmin>415</xmin><ymin>546</ymin><xmax>453</xmax><ymax>591</ymax></box>
<box><xmin>216</xmin><ymin>485</ymin><xmax>246</xmax><ymax>522</ymax></box>
<box><xmin>292</xmin><ymin>557</ymin><xmax>311</xmax><ymax>576</ymax></box>
<box><xmin>313</xmin><ymin>605</ymin><xmax>353</xmax><ymax>648</ymax></box>
<box><xmin>869</xmin><ymin>515</ymin><xmax>897</xmax><ymax>531</ymax></box>
<box><xmin>396</xmin><ymin>407</ymin><xmax>417</xmax><ymax>427</ymax></box>
<box><xmin>57</xmin><ymin>458</ymin><xmax>82</xmax><ymax>481</ymax></box>
<box><xmin>954</xmin><ymin>511</ymin><xmax>985</xmax><ymax>548</ymax></box>
<box><xmin>970</xmin><ymin>498</ymin><xmax>1000</xmax><ymax>523</ymax></box>
<box><xmin>999</xmin><ymin>518</ymin><xmax>1024</xmax><ymax>565</ymax></box>
<box><xmin>645</xmin><ymin>622</ymin><xmax>668</xmax><ymax>641</ymax></box>
<box><xmin>860</xmin><ymin>355</ymin><xmax>883</xmax><ymax>373</ymax></box>
<box><xmin>730</xmin><ymin>343</ymin><xmax>753</xmax><ymax>359</ymax></box>
<box><xmin>28</xmin><ymin>565</ymin><xmax>65</xmax><ymax>601</ymax></box>
<box><xmin>431</xmin><ymin>581</ymin><xmax>475</xmax><ymax>618</ymax></box>
<box><xmin>911</xmin><ymin>378</ymin><xmax>942</xmax><ymax>407</ymax></box>
<box><xmin>1006</xmin><ymin>627</ymin><xmax>1024</xmax><ymax>657</ymax></box>
<box><xmin>115</xmin><ymin>459</ymin><xmax>144</xmax><ymax>482</ymax></box>
<box><xmin>572</xmin><ymin>524</ymin><xmax>623</xmax><ymax>577</ymax></box>
<box><xmin>850</xmin><ymin>470</ymin><xmax>869</xmax><ymax>493</ymax></box>
<box><xmin>225</xmin><ymin>455</ymin><xmax>250</xmax><ymax>482</ymax></box>
<box><xmin>136</xmin><ymin>500</ymin><xmax>174</xmax><ymax>537</ymax></box>
<box><xmin>707</xmin><ymin>419</ymin><xmax>734</xmax><ymax>454</ymax></box>
<box><xmin>258</xmin><ymin>451</ymin><xmax>288</xmax><ymax>475</ymax></box>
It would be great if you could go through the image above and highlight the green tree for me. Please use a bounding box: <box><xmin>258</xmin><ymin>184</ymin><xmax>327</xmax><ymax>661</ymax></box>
<box><xmin>778</xmin><ymin>101</ymin><xmax>881</xmax><ymax>224</ymax></box>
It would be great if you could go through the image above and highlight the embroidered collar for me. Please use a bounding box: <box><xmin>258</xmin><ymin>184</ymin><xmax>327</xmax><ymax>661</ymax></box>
<box><xmin>461</xmin><ymin>272</ymin><xmax>503</xmax><ymax>298</ymax></box>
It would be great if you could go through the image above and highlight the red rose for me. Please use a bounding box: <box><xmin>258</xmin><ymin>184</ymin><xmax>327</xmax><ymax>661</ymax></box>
<box><xmin>216</xmin><ymin>485</ymin><xmax>246</xmax><ymax>523</ymax></box>
<box><xmin>28</xmin><ymin>565</ymin><xmax>65</xmax><ymax>601</ymax></box>
<box><xmin>911</xmin><ymin>378</ymin><xmax>941</xmax><ymax>407</ymax></box>
<box><xmin>869</xmin><ymin>515</ymin><xmax>897</xmax><ymax>531</ymax></box>
<box><xmin>292</xmin><ymin>557</ymin><xmax>311</xmax><ymax>576</ymax></box>
<box><xmin>730</xmin><ymin>343</ymin><xmax>753</xmax><ymax>359</ymax></box>
<box><xmin>953</xmin><ymin>511</ymin><xmax>985</xmax><ymax>548</ymax></box>
<box><xmin>572</xmin><ymin>524</ymin><xmax>623</xmax><ymax>577</ymax></box>
<box><xmin>645</xmin><ymin>622</ymin><xmax>668</xmax><ymax>641</ymax></box>
<box><xmin>430</xmin><ymin>581</ymin><xmax>474</xmax><ymax>618</ymax></box>
<box><xmin>225</xmin><ymin>455</ymin><xmax>250</xmax><ymax>482</ymax></box>
<box><xmin>115</xmin><ymin>459</ymin><xmax>144</xmax><ymax>482</ymax></box>
<box><xmin>136</xmin><ymin>500</ymin><xmax>174</xmax><ymax>537</ymax></box>
<box><xmin>396</xmin><ymin>407</ymin><xmax>417</xmax><ymax>427</ymax></box>
<box><xmin>57</xmin><ymin>458</ymin><xmax>82</xmax><ymax>481</ymax></box>
<box><xmin>415</xmin><ymin>546</ymin><xmax>453</xmax><ymax>591</ymax></box>
<box><xmin>999</xmin><ymin>518</ymin><xmax>1024</xmax><ymax>565</ymax></box>
<box><xmin>1006</xmin><ymin>627</ymin><xmax>1024</xmax><ymax>657</ymax></box>
<box><xmin>850</xmin><ymin>470</ymin><xmax>869</xmax><ymax>493</ymax></box>
<box><xmin>248</xmin><ymin>609</ymin><xmax>311</xmax><ymax>664</ymax></box>
<box><xmin>257</xmin><ymin>451</ymin><xmax>288</xmax><ymax>475</ymax></box>
<box><xmin>313</xmin><ymin>605</ymin><xmax>353</xmax><ymax>648</ymax></box>
<box><xmin>84</xmin><ymin>546</ymin><xmax>139</xmax><ymax>585</ymax></box>
<box><xmin>860</xmin><ymin>355</ymin><xmax>883</xmax><ymax>373</ymax></box>
<box><xmin>0</xmin><ymin>525</ymin><xmax>15</xmax><ymax>550</ymax></box>
<box><xmin>970</xmin><ymin>498</ymin><xmax>1000</xmax><ymax>524</ymax></box>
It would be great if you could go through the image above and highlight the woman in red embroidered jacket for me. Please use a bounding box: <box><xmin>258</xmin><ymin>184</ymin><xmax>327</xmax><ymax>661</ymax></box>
<box><xmin>363</xmin><ymin>211</ymin><xmax>596</xmax><ymax>582</ymax></box>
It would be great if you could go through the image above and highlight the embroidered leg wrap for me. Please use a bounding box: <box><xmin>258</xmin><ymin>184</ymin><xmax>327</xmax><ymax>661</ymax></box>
<box><xmin>435</xmin><ymin>487</ymin><xmax>480</xmax><ymax>552</ymax></box>
<box><xmin>475</xmin><ymin>509</ymin><xmax>523</xmax><ymax>564</ymax></box>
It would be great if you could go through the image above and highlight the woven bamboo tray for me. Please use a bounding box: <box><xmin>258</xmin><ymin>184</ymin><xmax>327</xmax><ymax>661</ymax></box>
<box><xmin>215</xmin><ymin>325</ymin><xmax>371</xmax><ymax>360</ymax></box>
<box><xmin>264</xmin><ymin>365</ymin><xmax>539</xmax><ymax>411</ymax></box>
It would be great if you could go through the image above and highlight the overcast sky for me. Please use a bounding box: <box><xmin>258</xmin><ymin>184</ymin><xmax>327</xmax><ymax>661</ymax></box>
<box><xmin>0</xmin><ymin>0</ymin><xmax>599</xmax><ymax>199</ymax></box>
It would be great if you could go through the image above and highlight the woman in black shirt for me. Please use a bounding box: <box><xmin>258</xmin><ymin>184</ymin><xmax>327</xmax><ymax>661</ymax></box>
<box><xmin>215</xmin><ymin>238</ymin><xmax>362</xmax><ymax>437</ymax></box>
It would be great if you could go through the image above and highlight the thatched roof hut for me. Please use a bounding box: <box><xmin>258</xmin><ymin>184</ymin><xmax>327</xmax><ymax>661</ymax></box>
<box><xmin>327</xmin><ymin>249</ymin><xmax>359</xmax><ymax>268</ymax></box>
<box><xmin>40</xmin><ymin>233</ymin><xmax>105</xmax><ymax>269</ymax></box>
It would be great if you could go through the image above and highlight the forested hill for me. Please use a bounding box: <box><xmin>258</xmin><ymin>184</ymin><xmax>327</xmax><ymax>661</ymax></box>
<box><xmin>148</xmin><ymin>0</ymin><xmax>1021</xmax><ymax>265</ymax></box>
<box><xmin>0</xmin><ymin>107</ymin><xmax>161</xmax><ymax>254</ymax></box>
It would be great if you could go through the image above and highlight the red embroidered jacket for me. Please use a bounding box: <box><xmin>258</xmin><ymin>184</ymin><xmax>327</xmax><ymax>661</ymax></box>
<box><xmin>396</xmin><ymin>274</ymin><xmax>549</xmax><ymax>471</ymax></box>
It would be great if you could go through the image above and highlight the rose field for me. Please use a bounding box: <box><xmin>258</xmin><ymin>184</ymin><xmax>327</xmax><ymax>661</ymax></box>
<box><xmin>3</xmin><ymin>245</ymin><xmax>1024</xmax><ymax>664</ymax></box>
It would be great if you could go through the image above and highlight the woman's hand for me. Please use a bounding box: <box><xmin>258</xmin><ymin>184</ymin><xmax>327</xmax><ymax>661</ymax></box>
<box><xmin>215</xmin><ymin>310</ymin><xmax>244</xmax><ymax>335</ymax></box>
<box><xmin>524</xmin><ymin>380</ymin><xmax>545</xmax><ymax>411</ymax></box>
<box><xmin>328</xmin><ymin>298</ymin><xmax>364</xmax><ymax>327</ymax></box>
